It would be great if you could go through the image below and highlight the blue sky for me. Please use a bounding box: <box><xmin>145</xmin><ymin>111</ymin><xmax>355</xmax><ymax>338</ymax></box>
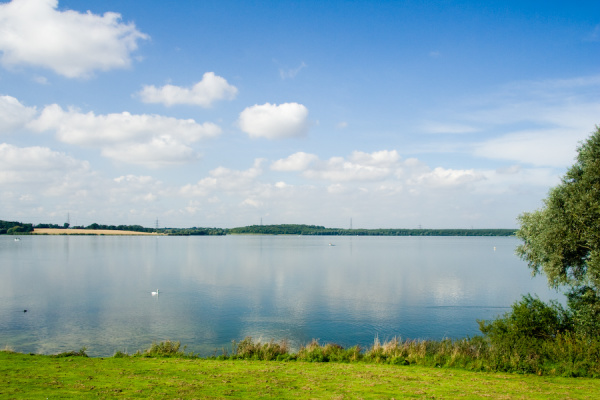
<box><xmin>0</xmin><ymin>0</ymin><xmax>599</xmax><ymax>229</ymax></box>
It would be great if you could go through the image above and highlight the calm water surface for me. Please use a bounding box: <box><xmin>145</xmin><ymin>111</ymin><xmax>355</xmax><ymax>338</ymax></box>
<box><xmin>0</xmin><ymin>235</ymin><xmax>562</xmax><ymax>356</ymax></box>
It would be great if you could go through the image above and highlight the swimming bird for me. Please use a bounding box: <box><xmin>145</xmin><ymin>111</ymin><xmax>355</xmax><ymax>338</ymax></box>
<box><xmin>151</xmin><ymin>289</ymin><xmax>159</xmax><ymax>295</ymax></box>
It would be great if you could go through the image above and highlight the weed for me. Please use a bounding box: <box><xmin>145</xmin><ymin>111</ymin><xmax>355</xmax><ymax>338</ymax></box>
<box><xmin>141</xmin><ymin>341</ymin><xmax>187</xmax><ymax>358</ymax></box>
<box><xmin>51</xmin><ymin>347</ymin><xmax>88</xmax><ymax>358</ymax></box>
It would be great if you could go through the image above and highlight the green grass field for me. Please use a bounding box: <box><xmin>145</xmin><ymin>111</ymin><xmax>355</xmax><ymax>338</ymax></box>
<box><xmin>2</xmin><ymin>351</ymin><xmax>599</xmax><ymax>399</ymax></box>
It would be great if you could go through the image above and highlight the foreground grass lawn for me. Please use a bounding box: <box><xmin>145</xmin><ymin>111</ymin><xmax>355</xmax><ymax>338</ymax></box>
<box><xmin>1</xmin><ymin>352</ymin><xmax>599</xmax><ymax>399</ymax></box>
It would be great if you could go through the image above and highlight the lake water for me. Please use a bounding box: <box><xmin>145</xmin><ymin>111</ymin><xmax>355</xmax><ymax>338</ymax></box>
<box><xmin>0</xmin><ymin>235</ymin><xmax>562</xmax><ymax>357</ymax></box>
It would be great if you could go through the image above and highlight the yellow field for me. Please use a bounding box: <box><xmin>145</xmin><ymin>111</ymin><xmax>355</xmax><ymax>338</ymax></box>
<box><xmin>33</xmin><ymin>228</ymin><xmax>160</xmax><ymax>236</ymax></box>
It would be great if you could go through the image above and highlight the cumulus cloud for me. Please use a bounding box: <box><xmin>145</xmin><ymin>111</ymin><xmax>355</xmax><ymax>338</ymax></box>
<box><xmin>409</xmin><ymin>167</ymin><xmax>485</xmax><ymax>188</ymax></box>
<box><xmin>271</xmin><ymin>152</ymin><xmax>318</xmax><ymax>171</ymax></box>
<box><xmin>0</xmin><ymin>95</ymin><xmax>37</xmax><ymax>133</ymax></box>
<box><xmin>28</xmin><ymin>104</ymin><xmax>221</xmax><ymax>167</ymax></box>
<box><xmin>272</xmin><ymin>150</ymin><xmax>401</xmax><ymax>182</ymax></box>
<box><xmin>101</xmin><ymin>137</ymin><xmax>198</xmax><ymax>167</ymax></box>
<box><xmin>181</xmin><ymin>159</ymin><xmax>265</xmax><ymax>196</ymax></box>
<box><xmin>348</xmin><ymin>150</ymin><xmax>400</xmax><ymax>166</ymax></box>
<box><xmin>138</xmin><ymin>72</ymin><xmax>238</xmax><ymax>107</ymax></box>
<box><xmin>238</xmin><ymin>102</ymin><xmax>309</xmax><ymax>139</ymax></box>
<box><xmin>0</xmin><ymin>0</ymin><xmax>148</xmax><ymax>78</ymax></box>
<box><xmin>304</xmin><ymin>157</ymin><xmax>394</xmax><ymax>182</ymax></box>
<box><xmin>0</xmin><ymin>142</ymin><xmax>89</xmax><ymax>184</ymax></box>
<box><xmin>111</xmin><ymin>175</ymin><xmax>164</xmax><ymax>204</ymax></box>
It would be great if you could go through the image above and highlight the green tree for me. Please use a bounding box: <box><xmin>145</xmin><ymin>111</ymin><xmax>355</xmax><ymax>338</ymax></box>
<box><xmin>516</xmin><ymin>126</ymin><xmax>600</xmax><ymax>293</ymax></box>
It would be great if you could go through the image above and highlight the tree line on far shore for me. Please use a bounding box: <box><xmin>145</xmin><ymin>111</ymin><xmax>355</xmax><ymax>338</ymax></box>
<box><xmin>0</xmin><ymin>219</ymin><xmax>514</xmax><ymax>237</ymax></box>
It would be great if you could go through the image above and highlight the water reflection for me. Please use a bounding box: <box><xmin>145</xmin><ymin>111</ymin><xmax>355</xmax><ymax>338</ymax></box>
<box><xmin>0</xmin><ymin>235</ymin><xmax>561</xmax><ymax>356</ymax></box>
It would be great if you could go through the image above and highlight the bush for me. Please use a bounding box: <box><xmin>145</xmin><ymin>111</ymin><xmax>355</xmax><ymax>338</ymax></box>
<box><xmin>477</xmin><ymin>295</ymin><xmax>573</xmax><ymax>373</ymax></box>
<box><xmin>567</xmin><ymin>287</ymin><xmax>600</xmax><ymax>337</ymax></box>
<box><xmin>296</xmin><ymin>340</ymin><xmax>360</xmax><ymax>363</ymax></box>
<box><xmin>142</xmin><ymin>341</ymin><xmax>186</xmax><ymax>358</ymax></box>
<box><xmin>478</xmin><ymin>294</ymin><xmax>571</xmax><ymax>341</ymax></box>
<box><xmin>52</xmin><ymin>347</ymin><xmax>88</xmax><ymax>358</ymax></box>
<box><xmin>231</xmin><ymin>337</ymin><xmax>289</xmax><ymax>360</ymax></box>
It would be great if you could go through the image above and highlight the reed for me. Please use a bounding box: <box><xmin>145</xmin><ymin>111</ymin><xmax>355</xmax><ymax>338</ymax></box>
<box><xmin>230</xmin><ymin>337</ymin><xmax>289</xmax><ymax>360</ymax></box>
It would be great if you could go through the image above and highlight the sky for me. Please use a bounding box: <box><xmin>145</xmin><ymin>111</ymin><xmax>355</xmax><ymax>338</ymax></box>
<box><xmin>0</xmin><ymin>0</ymin><xmax>599</xmax><ymax>229</ymax></box>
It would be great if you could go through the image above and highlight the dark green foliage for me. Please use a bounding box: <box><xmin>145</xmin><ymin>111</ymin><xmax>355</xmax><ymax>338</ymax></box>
<box><xmin>141</xmin><ymin>341</ymin><xmax>186</xmax><ymax>358</ymax></box>
<box><xmin>479</xmin><ymin>295</ymin><xmax>571</xmax><ymax>341</ymax></box>
<box><xmin>228</xmin><ymin>224</ymin><xmax>515</xmax><ymax>236</ymax></box>
<box><xmin>34</xmin><ymin>223</ymin><xmax>63</xmax><ymax>229</ymax></box>
<box><xmin>0</xmin><ymin>220</ymin><xmax>33</xmax><ymax>234</ymax></box>
<box><xmin>112</xmin><ymin>350</ymin><xmax>129</xmax><ymax>358</ymax></box>
<box><xmin>51</xmin><ymin>347</ymin><xmax>88</xmax><ymax>358</ymax></box>
<box><xmin>478</xmin><ymin>295</ymin><xmax>574</xmax><ymax>374</ymax></box>
<box><xmin>85</xmin><ymin>223</ymin><xmax>156</xmax><ymax>233</ymax></box>
<box><xmin>516</xmin><ymin>126</ymin><xmax>600</xmax><ymax>293</ymax></box>
<box><xmin>297</xmin><ymin>340</ymin><xmax>361</xmax><ymax>362</ymax></box>
<box><xmin>160</xmin><ymin>227</ymin><xmax>227</xmax><ymax>235</ymax></box>
<box><xmin>566</xmin><ymin>287</ymin><xmax>600</xmax><ymax>337</ymax></box>
<box><xmin>230</xmin><ymin>337</ymin><xmax>289</xmax><ymax>360</ymax></box>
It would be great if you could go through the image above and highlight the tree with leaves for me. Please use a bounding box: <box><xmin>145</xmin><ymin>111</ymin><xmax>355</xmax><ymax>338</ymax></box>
<box><xmin>516</xmin><ymin>126</ymin><xmax>600</xmax><ymax>336</ymax></box>
<box><xmin>516</xmin><ymin>126</ymin><xmax>600</xmax><ymax>293</ymax></box>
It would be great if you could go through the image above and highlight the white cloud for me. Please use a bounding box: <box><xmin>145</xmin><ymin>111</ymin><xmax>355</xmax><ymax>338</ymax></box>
<box><xmin>349</xmin><ymin>150</ymin><xmax>400</xmax><ymax>166</ymax></box>
<box><xmin>0</xmin><ymin>95</ymin><xmax>37</xmax><ymax>133</ymax></box>
<box><xmin>0</xmin><ymin>142</ymin><xmax>89</xmax><ymax>184</ymax></box>
<box><xmin>301</xmin><ymin>151</ymin><xmax>398</xmax><ymax>182</ymax></box>
<box><xmin>472</xmin><ymin>128</ymin><xmax>585</xmax><ymax>168</ymax></box>
<box><xmin>111</xmin><ymin>175</ymin><xmax>163</xmax><ymax>204</ymax></box>
<box><xmin>101</xmin><ymin>137</ymin><xmax>198</xmax><ymax>167</ymax></box>
<box><xmin>28</xmin><ymin>104</ymin><xmax>221</xmax><ymax>167</ymax></box>
<box><xmin>32</xmin><ymin>75</ymin><xmax>48</xmax><ymax>84</ymax></box>
<box><xmin>279</xmin><ymin>62</ymin><xmax>307</xmax><ymax>79</ymax></box>
<box><xmin>271</xmin><ymin>151</ymin><xmax>318</xmax><ymax>171</ymax></box>
<box><xmin>241</xmin><ymin>198</ymin><xmax>262</xmax><ymax>208</ymax></box>
<box><xmin>423</xmin><ymin>74</ymin><xmax>600</xmax><ymax>168</ymax></box>
<box><xmin>272</xmin><ymin>150</ymin><xmax>401</xmax><ymax>182</ymax></box>
<box><xmin>181</xmin><ymin>159</ymin><xmax>265</xmax><ymax>196</ymax></box>
<box><xmin>0</xmin><ymin>0</ymin><xmax>148</xmax><ymax>78</ymax></box>
<box><xmin>138</xmin><ymin>72</ymin><xmax>238</xmax><ymax>107</ymax></box>
<box><xmin>238</xmin><ymin>102</ymin><xmax>309</xmax><ymax>139</ymax></box>
<box><xmin>409</xmin><ymin>167</ymin><xmax>485</xmax><ymax>188</ymax></box>
<box><xmin>304</xmin><ymin>160</ymin><xmax>391</xmax><ymax>182</ymax></box>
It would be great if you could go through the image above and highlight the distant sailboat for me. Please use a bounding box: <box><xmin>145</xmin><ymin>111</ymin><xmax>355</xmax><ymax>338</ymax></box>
<box><xmin>151</xmin><ymin>289</ymin><xmax>159</xmax><ymax>296</ymax></box>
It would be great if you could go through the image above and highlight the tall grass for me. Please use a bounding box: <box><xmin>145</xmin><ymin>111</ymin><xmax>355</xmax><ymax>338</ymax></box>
<box><xmin>14</xmin><ymin>333</ymin><xmax>600</xmax><ymax>377</ymax></box>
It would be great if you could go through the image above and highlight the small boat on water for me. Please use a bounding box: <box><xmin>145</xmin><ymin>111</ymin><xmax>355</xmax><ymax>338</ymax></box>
<box><xmin>14</xmin><ymin>237</ymin><xmax>20</xmax><ymax>241</ymax></box>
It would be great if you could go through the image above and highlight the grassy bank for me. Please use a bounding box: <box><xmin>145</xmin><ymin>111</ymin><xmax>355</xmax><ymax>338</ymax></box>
<box><xmin>2</xmin><ymin>350</ymin><xmax>599</xmax><ymax>399</ymax></box>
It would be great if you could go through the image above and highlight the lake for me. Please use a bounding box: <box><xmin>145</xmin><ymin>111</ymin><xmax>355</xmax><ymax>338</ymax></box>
<box><xmin>0</xmin><ymin>235</ymin><xmax>562</xmax><ymax>357</ymax></box>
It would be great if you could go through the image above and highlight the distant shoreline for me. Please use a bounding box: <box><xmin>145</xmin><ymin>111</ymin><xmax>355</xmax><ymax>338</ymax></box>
<box><xmin>32</xmin><ymin>228</ymin><xmax>161</xmax><ymax>236</ymax></box>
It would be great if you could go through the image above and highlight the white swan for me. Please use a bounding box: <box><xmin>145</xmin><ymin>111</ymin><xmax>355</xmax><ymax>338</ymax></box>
<box><xmin>151</xmin><ymin>289</ymin><xmax>159</xmax><ymax>295</ymax></box>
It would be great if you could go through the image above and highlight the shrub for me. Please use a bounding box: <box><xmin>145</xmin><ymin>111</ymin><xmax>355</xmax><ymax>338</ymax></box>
<box><xmin>567</xmin><ymin>287</ymin><xmax>600</xmax><ymax>337</ymax></box>
<box><xmin>52</xmin><ymin>347</ymin><xmax>88</xmax><ymax>358</ymax></box>
<box><xmin>143</xmin><ymin>341</ymin><xmax>186</xmax><ymax>357</ymax></box>
<box><xmin>231</xmin><ymin>337</ymin><xmax>289</xmax><ymax>361</ymax></box>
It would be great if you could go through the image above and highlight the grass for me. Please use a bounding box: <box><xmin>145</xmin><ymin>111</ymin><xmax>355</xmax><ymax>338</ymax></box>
<box><xmin>2</xmin><ymin>350</ymin><xmax>600</xmax><ymax>399</ymax></box>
